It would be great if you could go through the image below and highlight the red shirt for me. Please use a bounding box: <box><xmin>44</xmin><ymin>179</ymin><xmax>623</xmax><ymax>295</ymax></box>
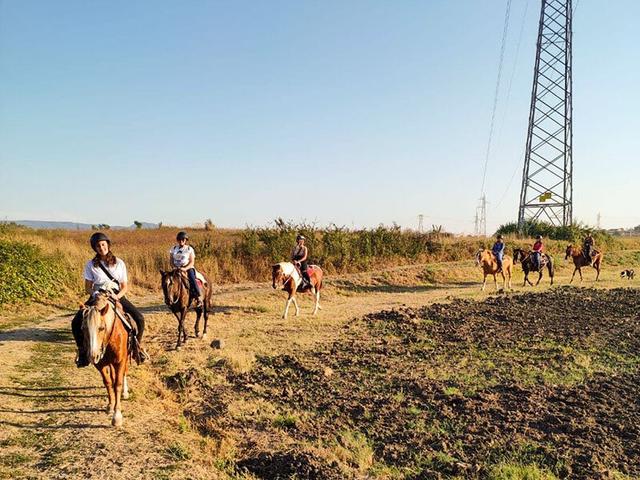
<box><xmin>533</xmin><ymin>241</ymin><xmax>543</xmax><ymax>252</ymax></box>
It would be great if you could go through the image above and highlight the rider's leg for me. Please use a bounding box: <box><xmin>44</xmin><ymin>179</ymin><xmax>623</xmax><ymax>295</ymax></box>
<box><xmin>497</xmin><ymin>256</ymin><xmax>503</xmax><ymax>272</ymax></box>
<box><xmin>119</xmin><ymin>297</ymin><xmax>145</xmax><ymax>341</ymax></box>
<box><xmin>72</xmin><ymin>308</ymin><xmax>90</xmax><ymax>367</ymax></box>
<box><xmin>300</xmin><ymin>262</ymin><xmax>311</xmax><ymax>287</ymax></box>
<box><xmin>187</xmin><ymin>268</ymin><xmax>203</xmax><ymax>304</ymax></box>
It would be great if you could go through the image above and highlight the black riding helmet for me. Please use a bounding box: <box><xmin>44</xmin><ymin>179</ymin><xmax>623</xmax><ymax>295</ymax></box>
<box><xmin>296</xmin><ymin>234</ymin><xmax>305</xmax><ymax>242</ymax></box>
<box><xmin>90</xmin><ymin>232</ymin><xmax>111</xmax><ymax>252</ymax></box>
<box><xmin>176</xmin><ymin>231</ymin><xmax>189</xmax><ymax>241</ymax></box>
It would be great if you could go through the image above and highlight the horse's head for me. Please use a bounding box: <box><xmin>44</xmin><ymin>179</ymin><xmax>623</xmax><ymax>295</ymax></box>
<box><xmin>565</xmin><ymin>245</ymin><xmax>574</xmax><ymax>260</ymax></box>
<box><xmin>475</xmin><ymin>249</ymin><xmax>485</xmax><ymax>267</ymax></box>
<box><xmin>513</xmin><ymin>248</ymin><xmax>523</xmax><ymax>264</ymax></box>
<box><xmin>160</xmin><ymin>269</ymin><xmax>183</xmax><ymax>306</ymax></box>
<box><xmin>272</xmin><ymin>263</ymin><xmax>284</xmax><ymax>289</ymax></box>
<box><xmin>81</xmin><ymin>293</ymin><xmax>114</xmax><ymax>365</ymax></box>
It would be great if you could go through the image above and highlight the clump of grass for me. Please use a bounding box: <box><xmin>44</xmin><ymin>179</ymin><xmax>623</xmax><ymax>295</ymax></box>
<box><xmin>166</xmin><ymin>441</ymin><xmax>191</xmax><ymax>461</ymax></box>
<box><xmin>329</xmin><ymin>430</ymin><xmax>374</xmax><ymax>473</ymax></box>
<box><xmin>488</xmin><ymin>463</ymin><xmax>559</xmax><ymax>480</ymax></box>
<box><xmin>272</xmin><ymin>412</ymin><xmax>298</xmax><ymax>430</ymax></box>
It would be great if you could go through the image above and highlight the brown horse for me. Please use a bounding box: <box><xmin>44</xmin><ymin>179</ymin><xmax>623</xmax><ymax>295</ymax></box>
<box><xmin>272</xmin><ymin>262</ymin><xmax>323</xmax><ymax>319</ymax></box>
<box><xmin>565</xmin><ymin>245</ymin><xmax>602</xmax><ymax>283</ymax></box>
<box><xmin>160</xmin><ymin>269</ymin><xmax>213</xmax><ymax>350</ymax></box>
<box><xmin>475</xmin><ymin>249</ymin><xmax>513</xmax><ymax>291</ymax></box>
<box><xmin>80</xmin><ymin>293</ymin><xmax>130</xmax><ymax>427</ymax></box>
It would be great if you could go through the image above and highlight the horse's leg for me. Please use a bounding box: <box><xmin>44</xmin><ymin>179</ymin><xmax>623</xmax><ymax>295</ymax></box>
<box><xmin>111</xmin><ymin>361</ymin><xmax>125</xmax><ymax>427</ymax></box>
<box><xmin>292</xmin><ymin>296</ymin><xmax>300</xmax><ymax>317</ymax></box>
<box><xmin>194</xmin><ymin>306</ymin><xmax>202</xmax><ymax>339</ymax></box>
<box><xmin>313</xmin><ymin>289</ymin><xmax>320</xmax><ymax>315</ymax></box>
<box><xmin>99</xmin><ymin>365</ymin><xmax>115</xmax><ymax>414</ymax></box>
<box><xmin>202</xmin><ymin>291</ymin><xmax>209</xmax><ymax>338</ymax></box>
<box><xmin>570</xmin><ymin>267</ymin><xmax>577</xmax><ymax>284</ymax></box>
<box><xmin>122</xmin><ymin>374</ymin><xmax>129</xmax><ymax>400</ymax></box>
<box><xmin>181</xmin><ymin>308</ymin><xmax>189</xmax><ymax>344</ymax></box>
<box><xmin>535</xmin><ymin>271</ymin><xmax>542</xmax><ymax>286</ymax></box>
<box><xmin>481</xmin><ymin>274</ymin><xmax>487</xmax><ymax>291</ymax></box>
<box><xmin>500</xmin><ymin>271</ymin><xmax>506</xmax><ymax>290</ymax></box>
<box><xmin>173</xmin><ymin>311</ymin><xmax>183</xmax><ymax>350</ymax></box>
<box><xmin>507</xmin><ymin>266</ymin><xmax>512</xmax><ymax>290</ymax></box>
<box><xmin>493</xmin><ymin>274</ymin><xmax>498</xmax><ymax>291</ymax></box>
<box><xmin>283</xmin><ymin>295</ymin><xmax>293</xmax><ymax>319</ymax></box>
<box><xmin>578</xmin><ymin>267</ymin><xmax>583</xmax><ymax>282</ymax></box>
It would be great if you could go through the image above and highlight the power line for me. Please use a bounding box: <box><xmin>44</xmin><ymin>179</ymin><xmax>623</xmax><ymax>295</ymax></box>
<box><xmin>479</xmin><ymin>0</ymin><xmax>513</xmax><ymax>196</ymax></box>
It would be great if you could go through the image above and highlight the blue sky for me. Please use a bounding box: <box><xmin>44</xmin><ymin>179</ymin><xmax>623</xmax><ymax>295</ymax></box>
<box><xmin>1</xmin><ymin>0</ymin><xmax>638</xmax><ymax>232</ymax></box>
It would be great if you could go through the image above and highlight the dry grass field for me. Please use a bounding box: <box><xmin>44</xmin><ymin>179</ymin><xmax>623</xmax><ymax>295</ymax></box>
<box><xmin>1</xmin><ymin>228</ymin><xmax>639</xmax><ymax>479</ymax></box>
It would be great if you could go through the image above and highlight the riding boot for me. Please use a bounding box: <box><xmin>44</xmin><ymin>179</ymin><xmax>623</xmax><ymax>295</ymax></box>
<box><xmin>75</xmin><ymin>350</ymin><xmax>90</xmax><ymax>368</ymax></box>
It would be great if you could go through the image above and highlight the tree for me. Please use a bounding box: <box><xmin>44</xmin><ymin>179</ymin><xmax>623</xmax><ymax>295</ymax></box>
<box><xmin>134</xmin><ymin>220</ymin><xmax>142</xmax><ymax>229</ymax></box>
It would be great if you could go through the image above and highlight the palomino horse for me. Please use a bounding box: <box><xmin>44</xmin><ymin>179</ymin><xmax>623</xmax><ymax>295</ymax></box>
<box><xmin>565</xmin><ymin>245</ymin><xmax>602</xmax><ymax>283</ymax></box>
<box><xmin>80</xmin><ymin>293</ymin><xmax>130</xmax><ymax>427</ymax></box>
<box><xmin>272</xmin><ymin>262</ymin><xmax>323</xmax><ymax>319</ymax></box>
<box><xmin>513</xmin><ymin>248</ymin><xmax>555</xmax><ymax>286</ymax></box>
<box><xmin>475</xmin><ymin>249</ymin><xmax>512</xmax><ymax>291</ymax></box>
<box><xmin>160</xmin><ymin>269</ymin><xmax>213</xmax><ymax>350</ymax></box>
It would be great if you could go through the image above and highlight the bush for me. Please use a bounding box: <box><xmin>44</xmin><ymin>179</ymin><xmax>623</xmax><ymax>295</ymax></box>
<box><xmin>497</xmin><ymin>220</ymin><xmax>613</xmax><ymax>245</ymax></box>
<box><xmin>0</xmin><ymin>240</ymin><xmax>72</xmax><ymax>305</ymax></box>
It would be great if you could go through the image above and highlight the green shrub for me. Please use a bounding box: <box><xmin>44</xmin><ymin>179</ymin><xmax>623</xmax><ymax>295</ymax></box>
<box><xmin>497</xmin><ymin>220</ymin><xmax>613</xmax><ymax>245</ymax></box>
<box><xmin>0</xmin><ymin>240</ymin><xmax>71</xmax><ymax>305</ymax></box>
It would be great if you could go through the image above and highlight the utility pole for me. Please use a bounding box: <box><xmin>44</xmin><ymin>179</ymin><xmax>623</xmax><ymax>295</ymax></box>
<box><xmin>518</xmin><ymin>0</ymin><xmax>573</xmax><ymax>228</ymax></box>
<box><xmin>418</xmin><ymin>214</ymin><xmax>424</xmax><ymax>233</ymax></box>
<box><xmin>475</xmin><ymin>195</ymin><xmax>487</xmax><ymax>237</ymax></box>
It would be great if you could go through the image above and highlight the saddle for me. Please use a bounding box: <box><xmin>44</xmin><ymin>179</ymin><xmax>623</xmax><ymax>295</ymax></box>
<box><xmin>293</xmin><ymin>263</ymin><xmax>316</xmax><ymax>292</ymax></box>
<box><xmin>110</xmin><ymin>299</ymin><xmax>146</xmax><ymax>365</ymax></box>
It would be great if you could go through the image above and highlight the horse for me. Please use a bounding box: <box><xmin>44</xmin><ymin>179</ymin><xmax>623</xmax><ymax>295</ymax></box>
<box><xmin>475</xmin><ymin>249</ymin><xmax>512</xmax><ymax>291</ymax></box>
<box><xmin>513</xmin><ymin>248</ymin><xmax>555</xmax><ymax>286</ymax></box>
<box><xmin>565</xmin><ymin>245</ymin><xmax>602</xmax><ymax>283</ymax></box>
<box><xmin>80</xmin><ymin>292</ymin><xmax>131</xmax><ymax>427</ymax></box>
<box><xmin>272</xmin><ymin>262</ymin><xmax>323</xmax><ymax>319</ymax></box>
<box><xmin>160</xmin><ymin>269</ymin><xmax>213</xmax><ymax>350</ymax></box>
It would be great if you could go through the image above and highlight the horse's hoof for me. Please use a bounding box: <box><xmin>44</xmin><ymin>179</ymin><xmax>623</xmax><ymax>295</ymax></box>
<box><xmin>107</xmin><ymin>406</ymin><xmax>115</xmax><ymax>415</ymax></box>
<box><xmin>122</xmin><ymin>391</ymin><xmax>130</xmax><ymax>400</ymax></box>
<box><xmin>201</xmin><ymin>332</ymin><xmax>207</xmax><ymax>339</ymax></box>
<box><xmin>176</xmin><ymin>346</ymin><xmax>182</xmax><ymax>351</ymax></box>
<box><xmin>112</xmin><ymin>411</ymin><xmax>123</xmax><ymax>427</ymax></box>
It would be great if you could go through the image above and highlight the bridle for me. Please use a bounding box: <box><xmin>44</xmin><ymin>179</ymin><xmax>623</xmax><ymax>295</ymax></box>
<box><xmin>83</xmin><ymin>300</ymin><xmax>117</xmax><ymax>364</ymax></box>
<box><xmin>164</xmin><ymin>270</ymin><xmax>189</xmax><ymax>306</ymax></box>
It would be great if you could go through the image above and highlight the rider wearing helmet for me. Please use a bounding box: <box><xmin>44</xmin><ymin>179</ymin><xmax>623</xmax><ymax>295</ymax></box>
<box><xmin>169</xmin><ymin>231</ymin><xmax>203</xmax><ymax>307</ymax></box>
<box><xmin>492</xmin><ymin>234</ymin><xmax>505</xmax><ymax>272</ymax></box>
<box><xmin>532</xmin><ymin>235</ymin><xmax>544</xmax><ymax>271</ymax></box>
<box><xmin>72</xmin><ymin>232</ymin><xmax>147</xmax><ymax>367</ymax></box>
<box><xmin>291</xmin><ymin>234</ymin><xmax>311</xmax><ymax>289</ymax></box>
<box><xmin>583</xmin><ymin>231</ymin><xmax>595</xmax><ymax>266</ymax></box>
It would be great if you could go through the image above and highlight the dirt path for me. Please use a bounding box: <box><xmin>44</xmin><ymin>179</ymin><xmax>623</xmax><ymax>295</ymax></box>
<box><xmin>0</xmin><ymin>262</ymin><xmax>634</xmax><ymax>479</ymax></box>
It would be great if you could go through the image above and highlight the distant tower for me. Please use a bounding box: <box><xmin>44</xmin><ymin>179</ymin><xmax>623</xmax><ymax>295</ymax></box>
<box><xmin>475</xmin><ymin>195</ymin><xmax>487</xmax><ymax>236</ymax></box>
<box><xmin>597</xmin><ymin>212</ymin><xmax>601</xmax><ymax>229</ymax></box>
<box><xmin>417</xmin><ymin>214</ymin><xmax>424</xmax><ymax>233</ymax></box>
<box><xmin>518</xmin><ymin>0</ymin><xmax>573</xmax><ymax>228</ymax></box>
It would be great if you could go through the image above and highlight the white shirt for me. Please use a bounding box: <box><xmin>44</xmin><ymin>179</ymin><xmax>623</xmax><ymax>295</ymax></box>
<box><xmin>170</xmin><ymin>245</ymin><xmax>195</xmax><ymax>268</ymax></box>
<box><xmin>83</xmin><ymin>258</ymin><xmax>128</xmax><ymax>290</ymax></box>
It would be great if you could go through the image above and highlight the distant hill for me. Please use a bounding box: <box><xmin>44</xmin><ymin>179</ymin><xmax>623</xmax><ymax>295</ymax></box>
<box><xmin>6</xmin><ymin>220</ymin><xmax>159</xmax><ymax>230</ymax></box>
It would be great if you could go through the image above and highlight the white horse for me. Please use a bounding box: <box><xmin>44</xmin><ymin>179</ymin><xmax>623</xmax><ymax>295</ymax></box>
<box><xmin>271</xmin><ymin>262</ymin><xmax>323</xmax><ymax>319</ymax></box>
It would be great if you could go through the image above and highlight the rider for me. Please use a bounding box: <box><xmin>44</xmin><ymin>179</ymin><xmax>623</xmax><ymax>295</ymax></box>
<box><xmin>291</xmin><ymin>234</ymin><xmax>311</xmax><ymax>289</ymax></box>
<box><xmin>72</xmin><ymin>232</ymin><xmax>147</xmax><ymax>367</ymax></box>
<box><xmin>492</xmin><ymin>234</ymin><xmax>505</xmax><ymax>272</ymax></box>
<box><xmin>583</xmin><ymin>231</ymin><xmax>595</xmax><ymax>266</ymax></box>
<box><xmin>532</xmin><ymin>234</ymin><xmax>544</xmax><ymax>271</ymax></box>
<box><xmin>169</xmin><ymin>231</ymin><xmax>203</xmax><ymax>307</ymax></box>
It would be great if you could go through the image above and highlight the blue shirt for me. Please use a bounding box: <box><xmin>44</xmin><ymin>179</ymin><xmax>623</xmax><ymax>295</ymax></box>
<box><xmin>492</xmin><ymin>242</ymin><xmax>505</xmax><ymax>257</ymax></box>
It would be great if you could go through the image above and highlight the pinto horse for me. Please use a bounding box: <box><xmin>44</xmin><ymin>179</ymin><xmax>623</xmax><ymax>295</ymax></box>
<box><xmin>81</xmin><ymin>293</ymin><xmax>131</xmax><ymax>427</ymax></box>
<box><xmin>513</xmin><ymin>248</ymin><xmax>555</xmax><ymax>286</ymax></box>
<box><xmin>272</xmin><ymin>262</ymin><xmax>323</xmax><ymax>319</ymax></box>
<box><xmin>160</xmin><ymin>269</ymin><xmax>212</xmax><ymax>350</ymax></box>
<box><xmin>475</xmin><ymin>249</ymin><xmax>512</xmax><ymax>291</ymax></box>
<box><xmin>565</xmin><ymin>245</ymin><xmax>602</xmax><ymax>283</ymax></box>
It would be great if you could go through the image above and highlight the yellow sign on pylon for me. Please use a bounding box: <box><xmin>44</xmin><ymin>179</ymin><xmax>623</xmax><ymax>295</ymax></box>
<box><xmin>539</xmin><ymin>192</ymin><xmax>552</xmax><ymax>202</ymax></box>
